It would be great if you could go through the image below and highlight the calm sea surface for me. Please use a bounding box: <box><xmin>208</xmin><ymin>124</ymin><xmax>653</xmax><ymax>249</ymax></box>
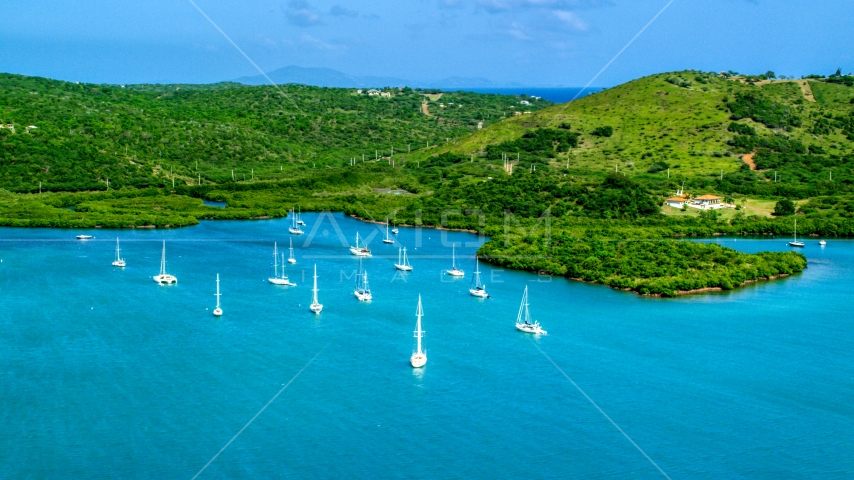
<box><xmin>440</xmin><ymin>87</ymin><xmax>602</xmax><ymax>104</ymax></box>
<box><xmin>1</xmin><ymin>213</ymin><xmax>852</xmax><ymax>478</ymax></box>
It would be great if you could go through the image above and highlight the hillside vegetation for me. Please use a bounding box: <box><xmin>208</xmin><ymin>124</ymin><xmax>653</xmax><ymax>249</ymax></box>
<box><xmin>5</xmin><ymin>70</ymin><xmax>854</xmax><ymax>296</ymax></box>
<box><xmin>0</xmin><ymin>74</ymin><xmax>549</xmax><ymax>192</ymax></box>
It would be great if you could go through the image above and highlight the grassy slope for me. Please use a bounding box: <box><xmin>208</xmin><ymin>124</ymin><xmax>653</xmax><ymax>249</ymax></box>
<box><xmin>424</xmin><ymin>72</ymin><xmax>854</xmax><ymax>181</ymax></box>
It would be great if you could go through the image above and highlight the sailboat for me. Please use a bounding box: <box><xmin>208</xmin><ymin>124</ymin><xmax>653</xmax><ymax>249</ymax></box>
<box><xmin>515</xmin><ymin>286</ymin><xmax>546</xmax><ymax>334</ymax></box>
<box><xmin>310</xmin><ymin>264</ymin><xmax>323</xmax><ymax>314</ymax></box>
<box><xmin>153</xmin><ymin>241</ymin><xmax>177</xmax><ymax>284</ymax></box>
<box><xmin>394</xmin><ymin>246</ymin><xmax>413</xmax><ymax>271</ymax></box>
<box><xmin>112</xmin><ymin>237</ymin><xmax>126</xmax><ymax>267</ymax></box>
<box><xmin>446</xmin><ymin>244</ymin><xmax>465</xmax><ymax>276</ymax></box>
<box><xmin>296</xmin><ymin>206</ymin><xmax>306</xmax><ymax>226</ymax></box>
<box><xmin>391</xmin><ymin>222</ymin><xmax>399</xmax><ymax>235</ymax></box>
<box><xmin>349</xmin><ymin>232</ymin><xmax>372</xmax><ymax>257</ymax></box>
<box><xmin>469</xmin><ymin>257</ymin><xmax>488</xmax><ymax>298</ymax></box>
<box><xmin>383</xmin><ymin>218</ymin><xmax>394</xmax><ymax>244</ymax></box>
<box><xmin>213</xmin><ymin>274</ymin><xmax>223</xmax><ymax>316</ymax></box>
<box><xmin>269</xmin><ymin>247</ymin><xmax>296</xmax><ymax>286</ymax></box>
<box><xmin>354</xmin><ymin>259</ymin><xmax>372</xmax><ymax>301</ymax></box>
<box><xmin>288</xmin><ymin>208</ymin><xmax>304</xmax><ymax>235</ymax></box>
<box><xmin>789</xmin><ymin>219</ymin><xmax>805</xmax><ymax>247</ymax></box>
<box><xmin>410</xmin><ymin>295</ymin><xmax>427</xmax><ymax>368</ymax></box>
<box><xmin>76</xmin><ymin>234</ymin><xmax>93</xmax><ymax>240</ymax></box>
<box><xmin>288</xmin><ymin>237</ymin><xmax>297</xmax><ymax>264</ymax></box>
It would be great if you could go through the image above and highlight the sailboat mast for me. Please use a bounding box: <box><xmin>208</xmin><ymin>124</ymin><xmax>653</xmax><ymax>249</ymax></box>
<box><xmin>312</xmin><ymin>264</ymin><xmax>319</xmax><ymax>303</ymax></box>
<box><xmin>415</xmin><ymin>295</ymin><xmax>424</xmax><ymax>354</ymax></box>
<box><xmin>215</xmin><ymin>274</ymin><xmax>221</xmax><ymax>308</ymax></box>
<box><xmin>452</xmin><ymin>244</ymin><xmax>456</xmax><ymax>269</ymax></box>
<box><xmin>281</xmin><ymin>253</ymin><xmax>286</xmax><ymax>278</ymax></box>
<box><xmin>160</xmin><ymin>241</ymin><xmax>167</xmax><ymax>275</ymax></box>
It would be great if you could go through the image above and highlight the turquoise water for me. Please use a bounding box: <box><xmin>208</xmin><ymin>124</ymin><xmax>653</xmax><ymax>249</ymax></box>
<box><xmin>1</xmin><ymin>213</ymin><xmax>853</xmax><ymax>478</ymax></box>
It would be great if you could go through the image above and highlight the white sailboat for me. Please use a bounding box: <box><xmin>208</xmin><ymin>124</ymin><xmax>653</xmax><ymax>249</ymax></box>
<box><xmin>469</xmin><ymin>257</ymin><xmax>488</xmax><ymax>298</ymax></box>
<box><xmin>819</xmin><ymin>240</ymin><xmax>827</xmax><ymax>246</ymax></box>
<box><xmin>354</xmin><ymin>259</ymin><xmax>372</xmax><ymax>301</ymax></box>
<box><xmin>394</xmin><ymin>247</ymin><xmax>413</xmax><ymax>271</ymax></box>
<box><xmin>296</xmin><ymin>206</ymin><xmax>306</xmax><ymax>226</ymax></box>
<box><xmin>410</xmin><ymin>295</ymin><xmax>427</xmax><ymax>368</ymax></box>
<box><xmin>383</xmin><ymin>219</ymin><xmax>394</xmax><ymax>244</ymax></box>
<box><xmin>76</xmin><ymin>234</ymin><xmax>93</xmax><ymax>240</ymax></box>
<box><xmin>789</xmin><ymin>219</ymin><xmax>805</xmax><ymax>247</ymax></box>
<box><xmin>515</xmin><ymin>286</ymin><xmax>546</xmax><ymax>335</ymax></box>
<box><xmin>112</xmin><ymin>237</ymin><xmax>126</xmax><ymax>267</ymax></box>
<box><xmin>288</xmin><ymin>237</ymin><xmax>297</xmax><ymax>264</ymax></box>
<box><xmin>269</xmin><ymin>246</ymin><xmax>296</xmax><ymax>286</ymax></box>
<box><xmin>288</xmin><ymin>208</ymin><xmax>304</xmax><ymax>235</ymax></box>
<box><xmin>446</xmin><ymin>244</ymin><xmax>465</xmax><ymax>276</ymax></box>
<box><xmin>153</xmin><ymin>241</ymin><xmax>177</xmax><ymax>284</ymax></box>
<box><xmin>310</xmin><ymin>264</ymin><xmax>323</xmax><ymax>314</ymax></box>
<box><xmin>391</xmin><ymin>222</ymin><xmax>399</xmax><ymax>235</ymax></box>
<box><xmin>349</xmin><ymin>232</ymin><xmax>372</xmax><ymax>257</ymax></box>
<box><xmin>213</xmin><ymin>273</ymin><xmax>223</xmax><ymax>316</ymax></box>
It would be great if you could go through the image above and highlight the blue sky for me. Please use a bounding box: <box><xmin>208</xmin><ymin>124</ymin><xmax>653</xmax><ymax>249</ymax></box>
<box><xmin>1</xmin><ymin>0</ymin><xmax>851</xmax><ymax>86</ymax></box>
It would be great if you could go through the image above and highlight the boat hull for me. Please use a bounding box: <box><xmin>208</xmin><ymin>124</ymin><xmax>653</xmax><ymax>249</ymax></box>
<box><xmin>354</xmin><ymin>290</ymin><xmax>372</xmax><ymax>301</ymax></box>
<box><xmin>469</xmin><ymin>288</ymin><xmax>488</xmax><ymax>298</ymax></box>
<box><xmin>269</xmin><ymin>278</ymin><xmax>296</xmax><ymax>286</ymax></box>
<box><xmin>516</xmin><ymin>323</ymin><xmax>546</xmax><ymax>335</ymax></box>
<box><xmin>112</xmin><ymin>260</ymin><xmax>126</xmax><ymax>267</ymax></box>
<box><xmin>394</xmin><ymin>264</ymin><xmax>413</xmax><ymax>271</ymax></box>
<box><xmin>789</xmin><ymin>242</ymin><xmax>805</xmax><ymax>247</ymax></box>
<box><xmin>383</xmin><ymin>239</ymin><xmax>394</xmax><ymax>244</ymax></box>
<box><xmin>349</xmin><ymin>247</ymin><xmax>372</xmax><ymax>257</ymax></box>
<box><xmin>288</xmin><ymin>259</ymin><xmax>297</xmax><ymax>264</ymax></box>
<box><xmin>410</xmin><ymin>353</ymin><xmax>427</xmax><ymax>368</ymax></box>
<box><xmin>446</xmin><ymin>269</ymin><xmax>465</xmax><ymax>277</ymax></box>
<box><xmin>310</xmin><ymin>303</ymin><xmax>323</xmax><ymax>313</ymax></box>
<box><xmin>153</xmin><ymin>274</ymin><xmax>177</xmax><ymax>284</ymax></box>
<box><xmin>213</xmin><ymin>308</ymin><xmax>223</xmax><ymax>317</ymax></box>
<box><xmin>288</xmin><ymin>228</ymin><xmax>304</xmax><ymax>235</ymax></box>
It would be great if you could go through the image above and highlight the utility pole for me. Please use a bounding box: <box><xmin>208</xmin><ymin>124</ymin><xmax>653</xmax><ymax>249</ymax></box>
<box><xmin>232</xmin><ymin>169</ymin><xmax>234</xmax><ymax>180</ymax></box>
<box><xmin>667</xmin><ymin>168</ymin><xmax>670</xmax><ymax>178</ymax></box>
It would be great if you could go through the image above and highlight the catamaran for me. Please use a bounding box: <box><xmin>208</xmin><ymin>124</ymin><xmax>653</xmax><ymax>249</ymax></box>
<box><xmin>349</xmin><ymin>232</ymin><xmax>372</xmax><ymax>257</ymax></box>
<box><xmin>789</xmin><ymin>219</ymin><xmax>805</xmax><ymax>247</ymax></box>
<box><xmin>383</xmin><ymin>219</ymin><xmax>394</xmax><ymax>244</ymax></box>
<box><xmin>394</xmin><ymin>246</ymin><xmax>413</xmax><ymax>271</ymax></box>
<box><xmin>288</xmin><ymin>237</ymin><xmax>297</xmax><ymax>264</ymax></box>
<box><xmin>469</xmin><ymin>257</ymin><xmax>488</xmax><ymax>298</ymax></box>
<box><xmin>310</xmin><ymin>264</ymin><xmax>323</xmax><ymax>313</ymax></box>
<box><xmin>269</xmin><ymin>245</ymin><xmax>296</xmax><ymax>286</ymax></box>
<box><xmin>515</xmin><ymin>286</ymin><xmax>546</xmax><ymax>335</ymax></box>
<box><xmin>213</xmin><ymin>273</ymin><xmax>223</xmax><ymax>316</ymax></box>
<box><xmin>410</xmin><ymin>295</ymin><xmax>427</xmax><ymax>368</ymax></box>
<box><xmin>288</xmin><ymin>208</ymin><xmax>304</xmax><ymax>235</ymax></box>
<box><xmin>153</xmin><ymin>241</ymin><xmax>177</xmax><ymax>284</ymax></box>
<box><xmin>112</xmin><ymin>237</ymin><xmax>126</xmax><ymax>267</ymax></box>
<box><xmin>446</xmin><ymin>244</ymin><xmax>465</xmax><ymax>277</ymax></box>
<box><xmin>296</xmin><ymin>206</ymin><xmax>306</xmax><ymax>226</ymax></box>
<box><xmin>354</xmin><ymin>259</ymin><xmax>372</xmax><ymax>301</ymax></box>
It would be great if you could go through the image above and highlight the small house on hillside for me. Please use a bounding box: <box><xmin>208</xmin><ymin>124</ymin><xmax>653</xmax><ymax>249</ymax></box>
<box><xmin>367</xmin><ymin>89</ymin><xmax>380</xmax><ymax>96</ymax></box>
<box><xmin>665</xmin><ymin>194</ymin><xmax>688</xmax><ymax>208</ymax></box>
<box><xmin>692</xmin><ymin>194</ymin><xmax>723</xmax><ymax>209</ymax></box>
<box><xmin>380</xmin><ymin>91</ymin><xmax>392</xmax><ymax>98</ymax></box>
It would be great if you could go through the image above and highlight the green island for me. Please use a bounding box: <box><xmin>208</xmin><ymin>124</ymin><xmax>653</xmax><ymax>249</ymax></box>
<box><xmin>3</xmin><ymin>69</ymin><xmax>854</xmax><ymax>296</ymax></box>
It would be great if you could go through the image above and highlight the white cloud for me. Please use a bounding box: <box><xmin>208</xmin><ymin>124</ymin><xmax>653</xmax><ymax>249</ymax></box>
<box><xmin>286</xmin><ymin>0</ymin><xmax>323</xmax><ymax>27</ymax></box>
<box><xmin>300</xmin><ymin>34</ymin><xmax>345</xmax><ymax>51</ymax></box>
<box><xmin>552</xmin><ymin>10</ymin><xmax>587</xmax><ymax>30</ymax></box>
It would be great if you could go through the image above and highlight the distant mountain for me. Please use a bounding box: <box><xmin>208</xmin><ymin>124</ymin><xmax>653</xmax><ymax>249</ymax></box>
<box><xmin>234</xmin><ymin>65</ymin><xmax>509</xmax><ymax>88</ymax></box>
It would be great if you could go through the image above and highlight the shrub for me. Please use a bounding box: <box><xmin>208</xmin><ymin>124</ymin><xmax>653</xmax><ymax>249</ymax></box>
<box><xmin>773</xmin><ymin>199</ymin><xmax>796</xmax><ymax>216</ymax></box>
<box><xmin>591</xmin><ymin>126</ymin><xmax>614</xmax><ymax>137</ymax></box>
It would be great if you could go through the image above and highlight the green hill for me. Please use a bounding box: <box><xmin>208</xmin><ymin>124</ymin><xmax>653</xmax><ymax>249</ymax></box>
<box><xmin>0</xmin><ymin>74</ymin><xmax>550</xmax><ymax>192</ymax></box>
<box><xmin>425</xmin><ymin>71</ymin><xmax>854</xmax><ymax>192</ymax></box>
<box><xmin>6</xmin><ymin>70</ymin><xmax>854</xmax><ymax>296</ymax></box>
